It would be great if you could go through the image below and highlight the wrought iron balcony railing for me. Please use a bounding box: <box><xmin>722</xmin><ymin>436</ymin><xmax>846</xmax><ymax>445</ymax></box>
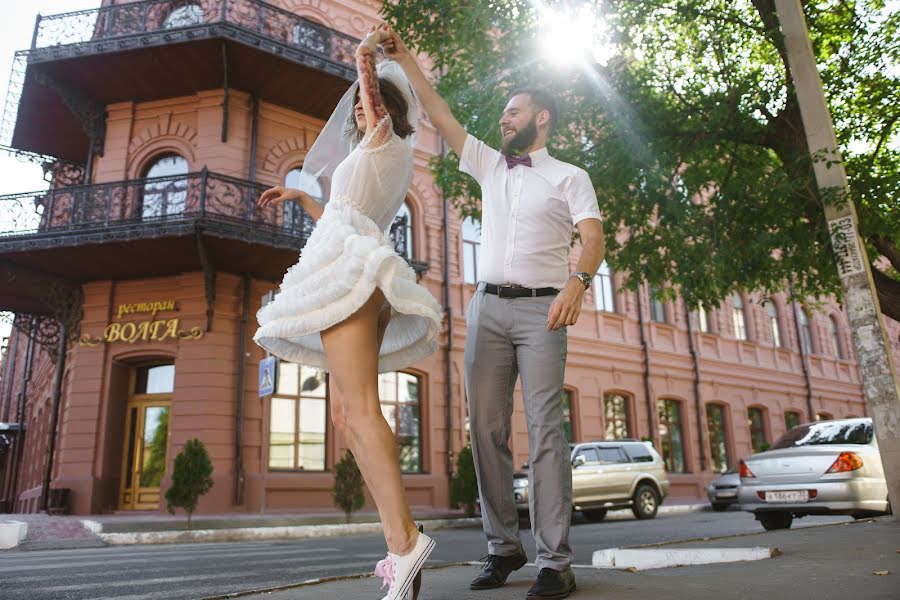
<box><xmin>0</xmin><ymin>170</ymin><xmax>414</xmax><ymax>262</ymax></box>
<box><xmin>29</xmin><ymin>0</ymin><xmax>358</xmax><ymax>68</ymax></box>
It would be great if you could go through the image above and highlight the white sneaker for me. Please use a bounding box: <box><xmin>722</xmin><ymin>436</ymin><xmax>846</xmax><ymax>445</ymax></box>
<box><xmin>374</xmin><ymin>531</ymin><xmax>435</xmax><ymax>600</ymax></box>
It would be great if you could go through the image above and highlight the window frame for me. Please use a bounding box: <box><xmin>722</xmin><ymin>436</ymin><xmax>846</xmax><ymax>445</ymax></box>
<box><xmin>593</xmin><ymin>260</ymin><xmax>615</xmax><ymax>313</ymax></box>
<box><xmin>603</xmin><ymin>392</ymin><xmax>632</xmax><ymax>440</ymax></box>
<box><xmin>762</xmin><ymin>299</ymin><xmax>782</xmax><ymax>347</ymax></box>
<box><xmin>731</xmin><ymin>293</ymin><xmax>747</xmax><ymax>341</ymax></box>
<box><xmin>658</xmin><ymin>398</ymin><xmax>686</xmax><ymax>473</ymax></box>
<box><xmin>378</xmin><ymin>370</ymin><xmax>424</xmax><ymax>474</ymax></box>
<box><xmin>461</xmin><ymin>216</ymin><xmax>481</xmax><ymax>285</ymax></box>
<box><xmin>268</xmin><ymin>362</ymin><xmax>329</xmax><ymax>472</ymax></box>
<box><xmin>706</xmin><ymin>402</ymin><xmax>731</xmax><ymax>473</ymax></box>
<box><xmin>747</xmin><ymin>406</ymin><xmax>769</xmax><ymax>453</ymax></box>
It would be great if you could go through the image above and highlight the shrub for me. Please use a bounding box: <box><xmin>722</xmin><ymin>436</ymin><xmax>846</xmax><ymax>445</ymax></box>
<box><xmin>333</xmin><ymin>449</ymin><xmax>366</xmax><ymax>523</ymax></box>
<box><xmin>164</xmin><ymin>438</ymin><xmax>214</xmax><ymax>529</ymax></box>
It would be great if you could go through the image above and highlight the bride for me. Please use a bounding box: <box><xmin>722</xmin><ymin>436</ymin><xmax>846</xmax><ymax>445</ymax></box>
<box><xmin>254</xmin><ymin>26</ymin><xmax>441</xmax><ymax>600</ymax></box>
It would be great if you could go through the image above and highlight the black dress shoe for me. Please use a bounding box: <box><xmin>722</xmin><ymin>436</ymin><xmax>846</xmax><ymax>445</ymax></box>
<box><xmin>526</xmin><ymin>567</ymin><xmax>576</xmax><ymax>599</ymax></box>
<box><xmin>469</xmin><ymin>551</ymin><xmax>528</xmax><ymax>590</ymax></box>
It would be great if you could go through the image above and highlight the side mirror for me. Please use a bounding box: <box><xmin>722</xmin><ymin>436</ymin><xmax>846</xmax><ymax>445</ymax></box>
<box><xmin>572</xmin><ymin>455</ymin><xmax>586</xmax><ymax>467</ymax></box>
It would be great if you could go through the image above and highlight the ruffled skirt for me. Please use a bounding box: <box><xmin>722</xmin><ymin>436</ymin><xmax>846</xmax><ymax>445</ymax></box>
<box><xmin>253</xmin><ymin>200</ymin><xmax>442</xmax><ymax>373</ymax></box>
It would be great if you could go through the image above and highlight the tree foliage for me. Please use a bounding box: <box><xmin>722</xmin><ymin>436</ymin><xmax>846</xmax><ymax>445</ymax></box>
<box><xmin>384</xmin><ymin>0</ymin><xmax>900</xmax><ymax>316</ymax></box>
<box><xmin>333</xmin><ymin>449</ymin><xmax>366</xmax><ymax>523</ymax></box>
<box><xmin>165</xmin><ymin>437</ymin><xmax>214</xmax><ymax>529</ymax></box>
<box><xmin>449</xmin><ymin>443</ymin><xmax>478</xmax><ymax>516</ymax></box>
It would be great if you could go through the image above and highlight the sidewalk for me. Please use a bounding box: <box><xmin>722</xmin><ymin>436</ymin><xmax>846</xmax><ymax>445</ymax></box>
<box><xmin>1</xmin><ymin>499</ymin><xmax>709</xmax><ymax>549</ymax></box>
<box><xmin>222</xmin><ymin>517</ymin><xmax>900</xmax><ymax>600</ymax></box>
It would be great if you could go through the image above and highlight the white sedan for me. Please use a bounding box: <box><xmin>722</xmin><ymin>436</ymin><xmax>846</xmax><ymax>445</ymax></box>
<box><xmin>738</xmin><ymin>417</ymin><xmax>891</xmax><ymax>530</ymax></box>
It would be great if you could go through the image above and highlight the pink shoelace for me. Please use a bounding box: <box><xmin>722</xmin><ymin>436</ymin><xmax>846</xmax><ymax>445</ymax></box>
<box><xmin>374</xmin><ymin>555</ymin><xmax>395</xmax><ymax>590</ymax></box>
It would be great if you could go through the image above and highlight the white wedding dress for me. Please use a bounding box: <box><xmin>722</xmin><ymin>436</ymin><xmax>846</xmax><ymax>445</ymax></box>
<box><xmin>254</xmin><ymin>115</ymin><xmax>442</xmax><ymax>373</ymax></box>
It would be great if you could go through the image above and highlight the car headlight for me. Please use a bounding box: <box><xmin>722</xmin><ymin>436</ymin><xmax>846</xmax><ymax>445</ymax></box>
<box><xmin>513</xmin><ymin>478</ymin><xmax>528</xmax><ymax>489</ymax></box>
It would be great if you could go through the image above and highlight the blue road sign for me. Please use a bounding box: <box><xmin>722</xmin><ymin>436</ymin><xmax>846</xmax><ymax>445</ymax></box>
<box><xmin>259</xmin><ymin>356</ymin><xmax>276</xmax><ymax>396</ymax></box>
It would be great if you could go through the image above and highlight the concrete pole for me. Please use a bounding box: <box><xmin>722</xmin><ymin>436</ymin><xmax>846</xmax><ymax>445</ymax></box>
<box><xmin>775</xmin><ymin>0</ymin><xmax>900</xmax><ymax>517</ymax></box>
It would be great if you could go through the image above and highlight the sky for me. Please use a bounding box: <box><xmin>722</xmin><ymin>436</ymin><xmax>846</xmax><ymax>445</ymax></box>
<box><xmin>0</xmin><ymin>2</ymin><xmax>101</xmax><ymax>350</ymax></box>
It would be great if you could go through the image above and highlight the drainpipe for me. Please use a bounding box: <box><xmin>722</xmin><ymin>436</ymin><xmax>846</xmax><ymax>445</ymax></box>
<box><xmin>635</xmin><ymin>282</ymin><xmax>655</xmax><ymax>446</ymax></box>
<box><xmin>8</xmin><ymin>317</ymin><xmax>36</xmax><ymax>510</ymax></box>
<box><xmin>788</xmin><ymin>282</ymin><xmax>815</xmax><ymax>422</ymax></box>
<box><xmin>439</xmin><ymin>138</ymin><xmax>454</xmax><ymax>483</ymax></box>
<box><xmin>234</xmin><ymin>275</ymin><xmax>251</xmax><ymax>505</ymax></box>
<box><xmin>39</xmin><ymin>323</ymin><xmax>68</xmax><ymax>512</ymax></box>
<box><xmin>684</xmin><ymin>301</ymin><xmax>706</xmax><ymax>472</ymax></box>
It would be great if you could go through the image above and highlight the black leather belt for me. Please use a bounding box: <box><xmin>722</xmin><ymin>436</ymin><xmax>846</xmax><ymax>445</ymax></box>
<box><xmin>481</xmin><ymin>283</ymin><xmax>559</xmax><ymax>298</ymax></box>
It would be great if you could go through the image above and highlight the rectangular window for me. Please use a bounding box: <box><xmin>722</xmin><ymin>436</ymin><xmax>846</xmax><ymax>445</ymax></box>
<box><xmin>784</xmin><ymin>411</ymin><xmax>802</xmax><ymax>431</ymax></box>
<box><xmin>706</xmin><ymin>404</ymin><xmax>730</xmax><ymax>473</ymax></box>
<box><xmin>603</xmin><ymin>393</ymin><xmax>631</xmax><ymax>440</ymax></box>
<box><xmin>649</xmin><ymin>286</ymin><xmax>666</xmax><ymax>323</ymax></box>
<box><xmin>269</xmin><ymin>363</ymin><xmax>327</xmax><ymax>471</ymax></box>
<box><xmin>697</xmin><ymin>307</ymin><xmax>709</xmax><ymax>333</ymax></box>
<box><xmin>594</xmin><ymin>261</ymin><xmax>615</xmax><ymax>313</ymax></box>
<box><xmin>379</xmin><ymin>372</ymin><xmax>423</xmax><ymax>473</ymax></box>
<box><xmin>462</xmin><ymin>217</ymin><xmax>481</xmax><ymax>285</ymax></box>
<box><xmin>731</xmin><ymin>294</ymin><xmax>747</xmax><ymax>341</ymax></box>
<box><xmin>658</xmin><ymin>399</ymin><xmax>686</xmax><ymax>473</ymax></box>
<box><xmin>748</xmin><ymin>407</ymin><xmax>768</xmax><ymax>453</ymax></box>
<box><xmin>562</xmin><ymin>389</ymin><xmax>574</xmax><ymax>443</ymax></box>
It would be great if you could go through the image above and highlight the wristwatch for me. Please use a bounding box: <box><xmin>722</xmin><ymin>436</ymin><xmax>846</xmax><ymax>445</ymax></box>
<box><xmin>571</xmin><ymin>271</ymin><xmax>592</xmax><ymax>290</ymax></box>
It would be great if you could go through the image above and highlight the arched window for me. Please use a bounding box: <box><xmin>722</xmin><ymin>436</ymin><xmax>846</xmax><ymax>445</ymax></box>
<box><xmin>269</xmin><ymin>363</ymin><xmax>328</xmax><ymax>471</ymax></box>
<box><xmin>594</xmin><ymin>260</ymin><xmax>615</xmax><ymax>313</ymax></box>
<box><xmin>828</xmin><ymin>315</ymin><xmax>844</xmax><ymax>359</ymax></box>
<box><xmin>391</xmin><ymin>201</ymin><xmax>414</xmax><ymax>260</ymax></box>
<box><xmin>731</xmin><ymin>293</ymin><xmax>747</xmax><ymax>341</ymax></box>
<box><xmin>283</xmin><ymin>166</ymin><xmax>322</xmax><ymax>235</ymax></box>
<box><xmin>604</xmin><ymin>393</ymin><xmax>632</xmax><ymax>439</ymax></box>
<box><xmin>747</xmin><ymin>407</ymin><xmax>768</xmax><ymax>453</ymax></box>
<box><xmin>163</xmin><ymin>4</ymin><xmax>203</xmax><ymax>29</ymax></box>
<box><xmin>816</xmin><ymin>411</ymin><xmax>833</xmax><ymax>422</ymax></box>
<box><xmin>648</xmin><ymin>285</ymin><xmax>666</xmax><ymax>323</ymax></box>
<box><xmin>462</xmin><ymin>216</ymin><xmax>481</xmax><ymax>284</ymax></box>
<box><xmin>658</xmin><ymin>398</ymin><xmax>686</xmax><ymax>472</ymax></box>
<box><xmin>798</xmin><ymin>308</ymin><xmax>814</xmax><ymax>354</ymax></box>
<box><xmin>762</xmin><ymin>299</ymin><xmax>782</xmax><ymax>347</ymax></box>
<box><xmin>706</xmin><ymin>403</ymin><xmax>731</xmax><ymax>473</ymax></box>
<box><xmin>141</xmin><ymin>154</ymin><xmax>188</xmax><ymax>219</ymax></box>
<box><xmin>293</xmin><ymin>21</ymin><xmax>327</xmax><ymax>53</ymax></box>
<box><xmin>562</xmin><ymin>388</ymin><xmax>576</xmax><ymax>443</ymax></box>
<box><xmin>378</xmin><ymin>371</ymin><xmax>422</xmax><ymax>473</ymax></box>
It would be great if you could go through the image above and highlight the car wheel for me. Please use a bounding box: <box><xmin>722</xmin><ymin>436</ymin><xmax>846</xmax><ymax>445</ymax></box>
<box><xmin>757</xmin><ymin>512</ymin><xmax>793</xmax><ymax>531</ymax></box>
<box><xmin>631</xmin><ymin>484</ymin><xmax>660</xmax><ymax>520</ymax></box>
<box><xmin>711</xmin><ymin>502</ymin><xmax>729</xmax><ymax>512</ymax></box>
<box><xmin>582</xmin><ymin>508</ymin><xmax>608</xmax><ymax>522</ymax></box>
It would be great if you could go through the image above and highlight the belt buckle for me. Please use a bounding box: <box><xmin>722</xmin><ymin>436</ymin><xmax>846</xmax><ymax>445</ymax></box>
<box><xmin>498</xmin><ymin>284</ymin><xmax>516</xmax><ymax>298</ymax></box>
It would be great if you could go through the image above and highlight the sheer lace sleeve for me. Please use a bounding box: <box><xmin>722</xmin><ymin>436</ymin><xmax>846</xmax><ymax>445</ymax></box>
<box><xmin>359</xmin><ymin>114</ymin><xmax>395</xmax><ymax>151</ymax></box>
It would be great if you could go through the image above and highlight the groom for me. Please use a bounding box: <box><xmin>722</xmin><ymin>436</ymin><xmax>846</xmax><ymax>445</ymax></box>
<box><xmin>384</xmin><ymin>29</ymin><xmax>605</xmax><ymax>600</ymax></box>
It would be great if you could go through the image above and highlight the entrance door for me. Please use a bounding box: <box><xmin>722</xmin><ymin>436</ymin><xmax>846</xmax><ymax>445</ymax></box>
<box><xmin>119</xmin><ymin>364</ymin><xmax>173</xmax><ymax>510</ymax></box>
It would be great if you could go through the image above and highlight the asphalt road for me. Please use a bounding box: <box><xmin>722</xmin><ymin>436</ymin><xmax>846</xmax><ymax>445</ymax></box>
<box><xmin>0</xmin><ymin>509</ymin><xmax>851</xmax><ymax>600</ymax></box>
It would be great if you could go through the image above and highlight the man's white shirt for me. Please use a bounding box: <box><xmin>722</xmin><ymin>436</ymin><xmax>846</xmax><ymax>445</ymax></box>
<box><xmin>459</xmin><ymin>134</ymin><xmax>602</xmax><ymax>290</ymax></box>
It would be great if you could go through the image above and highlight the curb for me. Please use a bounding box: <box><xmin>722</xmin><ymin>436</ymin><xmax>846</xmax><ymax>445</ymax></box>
<box><xmin>94</xmin><ymin>517</ymin><xmax>483</xmax><ymax>546</ymax></box>
<box><xmin>592</xmin><ymin>546</ymin><xmax>780</xmax><ymax>570</ymax></box>
<box><xmin>0</xmin><ymin>520</ymin><xmax>28</xmax><ymax>550</ymax></box>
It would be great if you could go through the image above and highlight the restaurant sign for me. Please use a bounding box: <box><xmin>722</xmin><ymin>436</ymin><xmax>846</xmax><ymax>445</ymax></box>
<box><xmin>78</xmin><ymin>299</ymin><xmax>203</xmax><ymax>346</ymax></box>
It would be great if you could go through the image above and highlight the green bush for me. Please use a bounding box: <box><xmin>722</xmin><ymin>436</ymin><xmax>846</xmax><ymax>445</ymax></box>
<box><xmin>333</xmin><ymin>450</ymin><xmax>366</xmax><ymax>523</ymax></box>
<box><xmin>450</xmin><ymin>444</ymin><xmax>478</xmax><ymax>516</ymax></box>
<box><xmin>164</xmin><ymin>438</ymin><xmax>214</xmax><ymax>529</ymax></box>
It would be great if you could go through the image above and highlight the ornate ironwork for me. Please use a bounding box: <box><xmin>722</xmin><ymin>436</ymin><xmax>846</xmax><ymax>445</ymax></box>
<box><xmin>5</xmin><ymin>314</ymin><xmax>65</xmax><ymax>359</ymax></box>
<box><xmin>0</xmin><ymin>51</ymin><xmax>27</xmax><ymax>148</ymax></box>
<box><xmin>28</xmin><ymin>0</ymin><xmax>358</xmax><ymax>73</ymax></box>
<box><xmin>0</xmin><ymin>171</ymin><xmax>416</xmax><ymax>267</ymax></box>
<box><xmin>30</xmin><ymin>71</ymin><xmax>106</xmax><ymax>158</ymax></box>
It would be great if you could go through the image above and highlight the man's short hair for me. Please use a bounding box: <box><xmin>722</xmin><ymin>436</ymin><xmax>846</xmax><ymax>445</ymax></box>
<box><xmin>509</xmin><ymin>87</ymin><xmax>559</xmax><ymax>132</ymax></box>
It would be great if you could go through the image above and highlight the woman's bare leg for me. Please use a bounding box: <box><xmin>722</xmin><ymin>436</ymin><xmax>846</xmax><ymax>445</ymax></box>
<box><xmin>322</xmin><ymin>289</ymin><xmax>418</xmax><ymax>555</ymax></box>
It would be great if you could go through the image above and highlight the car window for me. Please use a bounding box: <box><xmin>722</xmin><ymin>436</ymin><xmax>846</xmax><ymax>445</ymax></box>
<box><xmin>770</xmin><ymin>420</ymin><xmax>873</xmax><ymax>449</ymax></box>
<box><xmin>575</xmin><ymin>447</ymin><xmax>600</xmax><ymax>463</ymax></box>
<box><xmin>597</xmin><ymin>447</ymin><xmax>628</xmax><ymax>463</ymax></box>
<box><xmin>624</xmin><ymin>443</ymin><xmax>655</xmax><ymax>462</ymax></box>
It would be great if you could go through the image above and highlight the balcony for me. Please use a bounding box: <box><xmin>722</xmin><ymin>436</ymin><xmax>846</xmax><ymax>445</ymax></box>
<box><xmin>0</xmin><ymin>170</ymin><xmax>421</xmax><ymax>316</ymax></box>
<box><xmin>3</xmin><ymin>0</ymin><xmax>360</xmax><ymax>162</ymax></box>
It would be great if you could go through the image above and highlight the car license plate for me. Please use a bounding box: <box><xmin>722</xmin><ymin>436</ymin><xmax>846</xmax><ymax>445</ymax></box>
<box><xmin>765</xmin><ymin>490</ymin><xmax>809</xmax><ymax>503</ymax></box>
<box><xmin>716</xmin><ymin>490</ymin><xmax>737</xmax><ymax>499</ymax></box>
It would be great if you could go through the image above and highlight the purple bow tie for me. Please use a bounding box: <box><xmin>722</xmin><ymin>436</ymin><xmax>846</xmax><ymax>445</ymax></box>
<box><xmin>505</xmin><ymin>153</ymin><xmax>532</xmax><ymax>169</ymax></box>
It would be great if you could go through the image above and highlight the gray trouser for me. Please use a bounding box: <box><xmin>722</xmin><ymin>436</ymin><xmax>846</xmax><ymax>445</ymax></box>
<box><xmin>464</xmin><ymin>285</ymin><xmax>573</xmax><ymax>570</ymax></box>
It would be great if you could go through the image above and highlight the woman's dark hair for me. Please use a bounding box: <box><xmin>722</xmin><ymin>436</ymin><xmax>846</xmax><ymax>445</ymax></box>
<box><xmin>347</xmin><ymin>78</ymin><xmax>416</xmax><ymax>141</ymax></box>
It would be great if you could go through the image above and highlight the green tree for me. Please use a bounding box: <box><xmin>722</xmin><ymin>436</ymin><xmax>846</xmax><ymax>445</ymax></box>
<box><xmin>450</xmin><ymin>444</ymin><xmax>478</xmax><ymax>516</ymax></box>
<box><xmin>164</xmin><ymin>438</ymin><xmax>214</xmax><ymax>529</ymax></box>
<box><xmin>333</xmin><ymin>449</ymin><xmax>366</xmax><ymax>523</ymax></box>
<box><xmin>384</xmin><ymin>0</ymin><xmax>900</xmax><ymax>315</ymax></box>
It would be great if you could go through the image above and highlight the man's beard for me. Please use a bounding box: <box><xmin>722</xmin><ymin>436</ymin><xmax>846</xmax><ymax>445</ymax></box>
<box><xmin>501</xmin><ymin>118</ymin><xmax>538</xmax><ymax>154</ymax></box>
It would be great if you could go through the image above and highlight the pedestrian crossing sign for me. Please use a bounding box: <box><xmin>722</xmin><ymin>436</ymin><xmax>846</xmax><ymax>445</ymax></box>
<box><xmin>259</xmin><ymin>356</ymin><xmax>276</xmax><ymax>396</ymax></box>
